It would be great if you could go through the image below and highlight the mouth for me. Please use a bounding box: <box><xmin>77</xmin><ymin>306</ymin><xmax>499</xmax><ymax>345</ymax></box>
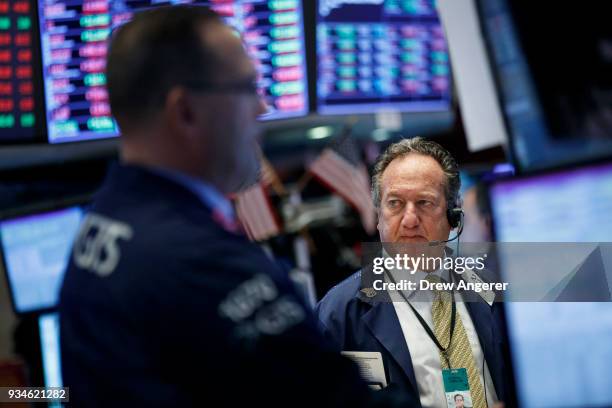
<box><xmin>397</xmin><ymin>235</ymin><xmax>428</xmax><ymax>243</ymax></box>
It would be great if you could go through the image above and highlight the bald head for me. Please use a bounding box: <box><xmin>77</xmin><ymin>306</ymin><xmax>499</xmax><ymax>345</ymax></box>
<box><xmin>107</xmin><ymin>6</ymin><xmax>266</xmax><ymax>193</ymax></box>
<box><xmin>106</xmin><ymin>6</ymin><xmax>223</xmax><ymax>133</ymax></box>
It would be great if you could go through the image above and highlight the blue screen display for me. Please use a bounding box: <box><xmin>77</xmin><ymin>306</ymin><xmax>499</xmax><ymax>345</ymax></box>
<box><xmin>316</xmin><ymin>0</ymin><xmax>451</xmax><ymax>115</ymax></box>
<box><xmin>490</xmin><ymin>163</ymin><xmax>612</xmax><ymax>408</ymax></box>
<box><xmin>1</xmin><ymin>206</ymin><xmax>83</xmax><ymax>313</ymax></box>
<box><xmin>38</xmin><ymin>1</ymin><xmax>309</xmax><ymax>143</ymax></box>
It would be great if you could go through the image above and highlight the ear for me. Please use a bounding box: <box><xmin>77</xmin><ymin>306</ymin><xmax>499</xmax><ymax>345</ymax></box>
<box><xmin>164</xmin><ymin>87</ymin><xmax>198</xmax><ymax>141</ymax></box>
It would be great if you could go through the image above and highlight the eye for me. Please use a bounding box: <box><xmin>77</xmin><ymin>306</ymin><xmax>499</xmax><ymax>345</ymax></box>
<box><xmin>418</xmin><ymin>199</ymin><xmax>434</xmax><ymax>207</ymax></box>
<box><xmin>386</xmin><ymin>199</ymin><xmax>402</xmax><ymax>209</ymax></box>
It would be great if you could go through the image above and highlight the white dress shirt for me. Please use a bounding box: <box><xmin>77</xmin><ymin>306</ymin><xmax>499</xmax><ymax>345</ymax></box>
<box><xmin>388</xmin><ymin>268</ymin><xmax>498</xmax><ymax>408</ymax></box>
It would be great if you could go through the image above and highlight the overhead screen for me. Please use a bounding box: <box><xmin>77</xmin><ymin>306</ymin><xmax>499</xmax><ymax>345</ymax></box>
<box><xmin>490</xmin><ymin>163</ymin><xmax>612</xmax><ymax>408</ymax></box>
<box><xmin>316</xmin><ymin>0</ymin><xmax>451</xmax><ymax>115</ymax></box>
<box><xmin>1</xmin><ymin>0</ymin><xmax>311</xmax><ymax>144</ymax></box>
<box><xmin>0</xmin><ymin>0</ymin><xmax>46</xmax><ymax>143</ymax></box>
<box><xmin>39</xmin><ymin>0</ymin><xmax>309</xmax><ymax>143</ymax></box>
<box><xmin>477</xmin><ymin>0</ymin><xmax>612</xmax><ymax>172</ymax></box>
<box><xmin>0</xmin><ymin>205</ymin><xmax>84</xmax><ymax>313</ymax></box>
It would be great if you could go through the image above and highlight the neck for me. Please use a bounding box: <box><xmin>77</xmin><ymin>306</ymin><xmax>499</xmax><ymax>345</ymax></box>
<box><xmin>120</xmin><ymin>135</ymin><xmax>226</xmax><ymax>193</ymax></box>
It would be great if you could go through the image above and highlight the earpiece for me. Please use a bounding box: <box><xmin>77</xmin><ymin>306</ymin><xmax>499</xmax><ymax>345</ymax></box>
<box><xmin>446</xmin><ymin>207</ymin><xmax>463</xmax><ymax>229</ymax></box>
<box><xmin>429</xmin><ymin>200</ymin><xmax>464</xmax><ymax>246</ymax></box>
<box><xmin>446</xmin><ymin>194</ymin><xmax>464</xmax><ymax>229</ymax></box>
<box><xmin>429</xmin><ymin>207</ymin><xmax>464</xmax><ymax>246</ymax></box>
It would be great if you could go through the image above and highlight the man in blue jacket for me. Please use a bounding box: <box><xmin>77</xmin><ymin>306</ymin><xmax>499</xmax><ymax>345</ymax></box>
<box><xmin>59</xmin><ymin>6</ymin><xmax>414</xmax><ymax>407</ymax></box>
<box><xmin>316</xmin><ymin>138</ymin><xmax>512</xmax><ymax>408</ymax></box>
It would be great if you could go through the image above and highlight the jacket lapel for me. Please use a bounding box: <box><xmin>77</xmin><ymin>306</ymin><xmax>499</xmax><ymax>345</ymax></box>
<box><xmin>466</xmin><ymin>301</ymin><xmax>505</xmax><ymax>400</ymax></box>
<box><xmin>466</xmin><ymin>301</ymin><xmax>494</xmax><ymax>352</ymax></box>
<box><xmin>361</xmin><ymin>301</ymin><xmax>419</xmax><ymax>395</ymax></box>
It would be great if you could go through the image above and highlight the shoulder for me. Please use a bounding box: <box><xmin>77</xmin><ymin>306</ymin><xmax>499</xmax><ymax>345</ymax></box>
<box><xmin>88</xmin><ymin>168</ymin><xmax>243</xmax><ymax>261</ymax></box>
<box><xmin>69</xmin><ymin>203</ymin><xmax>280</xmax><ymax>304</ymax></box>
<box><xmin>315</xmin><ymin>270</ymin><xmax>363</xmax><ymax>320</ymax></box>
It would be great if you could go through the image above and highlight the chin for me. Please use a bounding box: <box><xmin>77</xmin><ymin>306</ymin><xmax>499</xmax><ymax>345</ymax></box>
<box><xmin>234</xmin><ymin>174</ymin><xmax>257</xmax><ymax>193</ymax></box>
<box><xmin>230</xmin><ymin>158</ymin><xmax>259</xmax><ymax>191</ymax></box>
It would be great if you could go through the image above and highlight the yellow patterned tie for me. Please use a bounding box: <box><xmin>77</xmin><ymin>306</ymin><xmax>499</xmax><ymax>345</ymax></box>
<box><xmin>428</xmin><ymin>275</ymin><xmax>487</xmax><ymax>408</ymax></box>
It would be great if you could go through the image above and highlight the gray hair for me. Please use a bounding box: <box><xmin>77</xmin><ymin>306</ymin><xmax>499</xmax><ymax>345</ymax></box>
<box><xmin>371</xmin><ymin>137</ymin><xmax>461</xmax><ymax>211</ymax></box>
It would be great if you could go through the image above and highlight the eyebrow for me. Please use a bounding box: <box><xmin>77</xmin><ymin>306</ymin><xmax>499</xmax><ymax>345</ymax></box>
<box><xmin>384</xmin><ymin>189</ymin><xmax>440</xmax><ymax>199</ymax></box>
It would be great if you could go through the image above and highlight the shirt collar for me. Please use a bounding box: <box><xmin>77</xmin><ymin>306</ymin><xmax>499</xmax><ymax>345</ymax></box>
<box><xmin>147</xmin><ymin>166</ymin><xmax>235</xmax><ymax>222</ymax></box>
<box><xmin>382</xmin><ymin>249</ymin><xmax>450</xmax><ymax>301</ymax></box>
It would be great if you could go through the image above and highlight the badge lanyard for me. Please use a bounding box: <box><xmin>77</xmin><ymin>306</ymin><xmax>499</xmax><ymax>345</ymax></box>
<box><xmin>386</xmin><ymin>270</ymin><xmax>456</xmax><ymax>368</ymax></box>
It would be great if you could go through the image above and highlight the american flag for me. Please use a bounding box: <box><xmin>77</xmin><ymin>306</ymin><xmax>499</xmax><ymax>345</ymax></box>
<box><xmin>234</xmin><ymin>158</ymin><xmax>282</xmax><ymax>241</ymax></box>
<box><xmin>308</xmin><ymin>128</ymin><xmax>376</xmax><ymax>234</ymax></box>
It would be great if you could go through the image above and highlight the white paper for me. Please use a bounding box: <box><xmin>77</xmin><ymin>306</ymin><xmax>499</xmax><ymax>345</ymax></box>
<box><xmin>341</xmin><ymin>351</ymin><xmax>388</xmax><ymax>389</ymax></box>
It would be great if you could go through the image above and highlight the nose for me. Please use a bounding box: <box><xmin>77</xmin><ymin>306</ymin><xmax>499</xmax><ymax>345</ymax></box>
<box><xmin>400</xmin><ymin>203</ymin><xmax>419</xmax><ymax>230</ymax></box>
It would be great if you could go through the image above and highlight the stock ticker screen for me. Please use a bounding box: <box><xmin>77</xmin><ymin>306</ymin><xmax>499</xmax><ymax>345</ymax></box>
<box><xmin>38</xmin><ymin>0</ymin><xmax>308</xmax><ymax>144</ymax></box>
<box><xmin>316</xmin><ymin>0</ymin><xmax>451</xmax><ymax>115</ymax></box>
<box><xmin>0</xmin><ymin>0</ymin><xmax>45</xmax><ymax>142</ymax></box>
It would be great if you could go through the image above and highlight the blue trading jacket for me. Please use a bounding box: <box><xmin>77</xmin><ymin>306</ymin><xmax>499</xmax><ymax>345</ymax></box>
<box><xmin>315</xmin><ymin>268</ymin><xmax>515</xmax><ymax>407</ymax></box>
<box><xmin>59</xmin><ymin>164</ymin><xmax>386</xmax><ymax>407</ymax></box>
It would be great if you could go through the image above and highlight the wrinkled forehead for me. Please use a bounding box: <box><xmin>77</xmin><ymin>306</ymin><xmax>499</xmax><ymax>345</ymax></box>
<box><xmin>199</xmin><ymin>22</ymin><xmax>257</xmax><ymax>81</ymax></box>
<box><xmin>381</xmin><ymin>154</ymin><xmax>447</xmax><ymax>191</ymax></box>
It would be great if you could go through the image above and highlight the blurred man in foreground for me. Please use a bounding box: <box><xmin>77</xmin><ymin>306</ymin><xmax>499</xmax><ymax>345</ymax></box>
<box><xmin>59</xmin><ymin>6</ymin><xmax>413</xmax><ymax>407</ymax></box>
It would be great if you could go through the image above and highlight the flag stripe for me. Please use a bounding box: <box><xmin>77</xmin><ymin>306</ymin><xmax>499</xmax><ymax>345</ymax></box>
<box><xmin>238</xmin><ymin>188</ymin><xmax>266</xmax><ymax>240</ymax></box>
<box><xmin>311</xmin><ymin>162</ymin><xmax>373</xmax><ymax>218</ymax></box>
<box><xmin>314</xmin><ymin>160</ymin><xmax>368</xmax><ymax>207</ymax></box>
<box><xmin>315</xmin><ymin>151</ymin><xmax>372</xmax><ymax>199</ymax></box>
<box><xmin>235</xmin><ymin>183</ymin><xmax>280</xmax><ymax>241</ymax></box>
<box><xmin>309</xmin><ymin>148</ymin><xmax>376</xmax><ymax>234</ymax></box>
<box><xmin>311</xmin><ymin>152</ymin><xmax>372</xmax><ymax>207</ymax></box>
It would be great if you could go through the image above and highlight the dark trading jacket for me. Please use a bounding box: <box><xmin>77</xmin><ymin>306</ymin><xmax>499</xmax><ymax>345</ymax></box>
<box><xmin>60</xmin><ymin>164</ymin><xmax>398</xmax><ymax>407</ymax></box>
<box><xmin>315</xmin><ymin>266</ymin><xmax>516</xmax><ymax>407</ymax></box>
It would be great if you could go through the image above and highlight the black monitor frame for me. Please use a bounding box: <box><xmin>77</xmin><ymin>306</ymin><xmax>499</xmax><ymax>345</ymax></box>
<box><xmin>475</xmin><ymin>0</ymin><xmax>612</xmax><ymax>175</ymax></box>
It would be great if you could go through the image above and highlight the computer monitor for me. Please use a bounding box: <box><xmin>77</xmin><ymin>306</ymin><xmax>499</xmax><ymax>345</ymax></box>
<box><xmin>0</xmin><ymin>204</ymin><xmax>84</xmax><ymax>313</ymax></box>
<box><xmin>490</xmin><ymin>162</ymin><xmax>612</xmax><ymax>243</ymax></box>
<box><xmin>476</xmin><ymin>0</ymin><xmax>612</xmax><ymax>172</ymax></box>
<box><xmin>315</xmin><ymin>0</ymin><xmax>451</xmax><ymax>115</ymax></box>
<box><xmin>37</xmin><ymin>0</ymin><xmax>309</xmax><ymax>144</ymax></box>
<box><xmin>490</xmin><ymin>162</ymin><xmax>612</xmax><ymax>408</ymax></box>
<box><xmin>39</xmin><ymin>312</ymin><xmax>62</xmax><ymax>387</ymax></box>
<box><xmin>0</xmin><ymin>0</ymin><xmax>46</xmax><ymax>143</ymax></box>
<box><xmin>39</xmin><ymin>312</ymin><xmax>63</xmax><ymax>408</ymax></box>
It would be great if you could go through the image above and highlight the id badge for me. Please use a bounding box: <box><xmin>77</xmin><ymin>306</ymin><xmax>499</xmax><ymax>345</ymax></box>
<box><xmin>442</xmin><ymin>368</ymin><xmax>473</xmax><ymax>408</ymax></box>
